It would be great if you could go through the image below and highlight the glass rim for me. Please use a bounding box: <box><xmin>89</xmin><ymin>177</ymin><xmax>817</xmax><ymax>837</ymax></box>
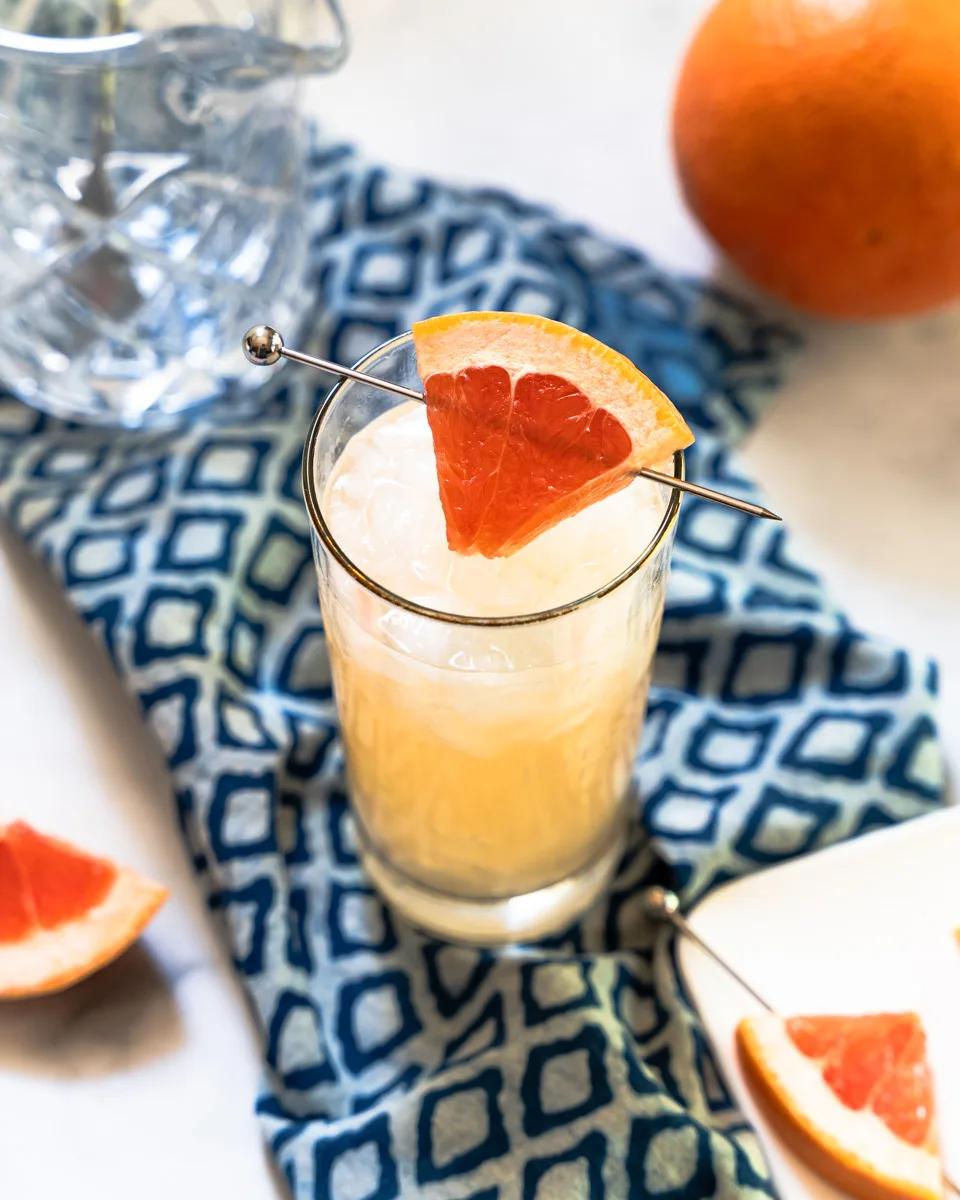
<box><xmin>301</xmin><ymin>330</ymin><xmax>684</xmax><ymax>629</ymax></box>
<box><xmin>0</xmin><ymin>24</ymin><xmax>281</xmax><ymax>64</ymax></box>
<box><xmin>0</xmin><ymin>26</ymin><xmax>159</xmax><ymax>60</ymax></box>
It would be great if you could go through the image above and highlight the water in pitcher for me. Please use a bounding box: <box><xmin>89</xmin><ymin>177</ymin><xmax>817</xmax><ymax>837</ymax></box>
<box><xmin>0</xmin><ymin>0</ymin><xmax>345</xmax><ymax>423</ymax></box>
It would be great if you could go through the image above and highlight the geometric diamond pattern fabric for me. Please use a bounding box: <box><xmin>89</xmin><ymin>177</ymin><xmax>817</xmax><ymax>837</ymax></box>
<box><xmin>0</xmin><ymin>135</ymin><xmax>945</xmax><ymax>1198</ymax></box>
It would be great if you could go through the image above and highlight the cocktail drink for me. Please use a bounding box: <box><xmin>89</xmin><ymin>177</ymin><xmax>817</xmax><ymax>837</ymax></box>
<box><xmin>303</xmin><ymin>317</ymin><xmax>689</xmax><ymax>943</ymax></box>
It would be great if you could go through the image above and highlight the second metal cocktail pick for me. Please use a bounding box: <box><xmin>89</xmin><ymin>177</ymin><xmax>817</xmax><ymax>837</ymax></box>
<box><xmin>243</xmin><ymin>325</ymin><xmax>782</xmax><ymax>522</ymax></box>
<box><xmin>641</xmin><ymin>886</ymin><xmax>960</xmax><ymax>1199</ymax></box>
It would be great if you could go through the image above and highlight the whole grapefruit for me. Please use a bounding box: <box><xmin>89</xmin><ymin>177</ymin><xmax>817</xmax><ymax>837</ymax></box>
<box><xmin>672</xmin><ymin>0</ymin><xmax>960</xmax><ymax>318</ymax></box>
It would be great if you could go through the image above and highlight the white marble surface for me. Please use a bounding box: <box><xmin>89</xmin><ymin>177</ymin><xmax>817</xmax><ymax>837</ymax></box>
<box><xmin>0</xmin><ymin>1</ymin><xmax>957</xmax><ymax>1196</ymax></box>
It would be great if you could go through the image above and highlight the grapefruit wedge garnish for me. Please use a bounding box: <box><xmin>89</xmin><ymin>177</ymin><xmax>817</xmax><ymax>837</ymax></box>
<box><xmin>0</xmin><ymin>821</ymin><xmax>168</xmax><ymax>998</ymax></box>
<box><xmin>738</xmin><ymin>1013</ymin><xmax>943</xmax><ymax>1200</ymax></box>
<box><xmin>412</xmin><ymin>311</ymin><xmax>694</xmax><ymax>557</ymax></box>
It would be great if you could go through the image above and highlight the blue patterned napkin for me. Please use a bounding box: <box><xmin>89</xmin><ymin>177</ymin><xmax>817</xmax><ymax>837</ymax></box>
<box><xmin>0</xmin><ymin>138</ymin><xmax>945</xmax><ymax>1199</ymax></box>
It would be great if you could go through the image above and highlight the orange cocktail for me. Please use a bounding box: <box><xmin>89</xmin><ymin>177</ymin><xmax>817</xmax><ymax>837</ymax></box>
<box><xmin>304</xmin><ymin>322</ymin><xmax>686</xmax><ymax>944</ymax></box>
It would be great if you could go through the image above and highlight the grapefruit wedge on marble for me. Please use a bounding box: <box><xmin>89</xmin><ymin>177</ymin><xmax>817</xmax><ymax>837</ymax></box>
<box><xmin>738</xmin><ymin>1013</ymin><xmax>942</xmax><ymax>1200</ymax></box>
<box><xmin>0</xmin><ymin>821</ymin><xmax>167</xmax><ymax>998</ymax></box>
<box><xmin>412</xmin><ymin>311</ymin><xmax>694</xmax><ymax>557</ymax></box>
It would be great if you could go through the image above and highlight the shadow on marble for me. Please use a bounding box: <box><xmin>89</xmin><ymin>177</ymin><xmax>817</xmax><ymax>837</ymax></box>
<box><xmin>0</xmin><ymin>942</ymin><xmax>183</xmax><ymax>1077</ymax></box>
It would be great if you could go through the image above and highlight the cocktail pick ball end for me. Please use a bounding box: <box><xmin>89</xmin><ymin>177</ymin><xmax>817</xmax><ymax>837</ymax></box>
<box><xmin>243</xmin><ymin>325</ymin><xmax>284</xmax><ymax>366</ymax></box>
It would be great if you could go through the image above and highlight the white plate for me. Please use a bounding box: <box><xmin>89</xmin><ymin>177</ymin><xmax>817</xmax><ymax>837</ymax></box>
<box><xmin>679</xmin><ymin>806</ymin><xmax>960</xmax><ymax>1199</ymax></box>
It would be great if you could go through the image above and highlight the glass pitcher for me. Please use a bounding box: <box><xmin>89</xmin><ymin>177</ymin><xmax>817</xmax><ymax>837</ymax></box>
<box><xmin>0</xmin><ymin>0</ymin><xmax>347</xmax><ymax>425</ymax></box>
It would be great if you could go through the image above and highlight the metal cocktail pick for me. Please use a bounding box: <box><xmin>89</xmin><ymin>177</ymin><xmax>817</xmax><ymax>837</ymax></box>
<box><xmin>242</xmin><ymin>325</ymin><xmax>782</xmax><ymax>522</ymax></box>
<box><xmin>640</xmin><ymin>885</ymin><xmax>774</xmax><ymax>1010</ymax></box>
<box><xmin>641</xmin><ymin>886</ymin><xmax>960</xmax><ymax>1199</ymax></box>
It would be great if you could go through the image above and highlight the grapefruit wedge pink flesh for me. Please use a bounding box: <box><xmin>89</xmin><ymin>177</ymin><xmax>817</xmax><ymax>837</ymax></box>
<box><xmin>738</xmin><ymin>1013</ymin><xmax>941</xmax><ymax>1200</ymax></box>
<box><xmin>412</xmin><ymin>312</ymin><xmax>694</xmax><ymax>558</ymax></box>
<box><xmin>0</xmin><ymin>821</ymin><xmax>168</xmax><ymax>998</ymax></box>
<box><xmin>786</xmin><ymin>1014</ymin><xmax>935</xmax><ymax>1147</ymax></box>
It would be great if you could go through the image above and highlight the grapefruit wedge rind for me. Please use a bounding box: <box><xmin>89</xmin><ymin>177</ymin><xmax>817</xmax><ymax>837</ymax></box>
<box><xmin>412</xmin><ymin>312</ymin><xmax>694</xmax><ymax>558</ymax></box>
<box><xmin>412</xmin><ymin>311</ymin><xmax>692</xmax><ymax>458</ymax></box>
<box><xmin>738</xmin><ymin>1014</ymin><xmax>942</xmax><ymax>1200</ymax></box>
<box><xmin>0</xmin><ymin>821</ymin><xmax>168</xmax><ymax>999</ymax></box>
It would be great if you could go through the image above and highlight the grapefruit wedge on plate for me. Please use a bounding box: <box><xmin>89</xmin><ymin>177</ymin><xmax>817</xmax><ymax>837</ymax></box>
<box><xmin>738</xmin><ymin>1013</ymin><xmax>942</xmax><ymax>1200</ymax></box>
<box><xmin>412</xmin><ymin>311</ymin><xmax>694</xmax><ymax>558</ymax></box>
<box><xmin>0</xmin><ymin>820</ymin><xmax>168</xmax><ymax>998</ymax></box>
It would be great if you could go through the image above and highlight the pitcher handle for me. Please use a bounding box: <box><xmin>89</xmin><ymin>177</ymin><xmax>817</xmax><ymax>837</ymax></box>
<box><xmin>296</xmin><ymin>0</ymin><xmax>349</xmax><ymax>75</ymax></box>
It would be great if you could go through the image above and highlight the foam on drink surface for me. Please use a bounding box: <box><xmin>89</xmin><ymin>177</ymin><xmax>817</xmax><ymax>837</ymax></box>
<box><xmin>324</xmin><ymin>402</ymin><xmax>668</xmax><ymax>617</ymax></box>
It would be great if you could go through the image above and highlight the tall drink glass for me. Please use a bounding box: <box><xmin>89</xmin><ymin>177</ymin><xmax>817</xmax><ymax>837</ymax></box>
<box><xmin>303</xmin><ymin>333</ymin><xmax>682</xmax><ymax>944</ymax></box>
